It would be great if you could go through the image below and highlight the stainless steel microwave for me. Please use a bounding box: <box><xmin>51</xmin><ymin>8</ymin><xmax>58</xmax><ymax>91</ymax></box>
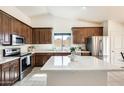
<box><xmin>11</xmin><ymin>34</ymin><xmax>25</xmax><ymax>45</ymax></box>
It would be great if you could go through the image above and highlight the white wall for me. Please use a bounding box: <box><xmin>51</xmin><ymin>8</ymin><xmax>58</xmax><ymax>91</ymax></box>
<box><xmin>31</xmin><ymin>14</ymin><xmax>102</xmax><ymax>50</ymax></box>
<box><xmin>0</xmin><ymin>6</ymin><xmax>31</xmax><ymax>26</ymax></box>
<box><xmin>103</xmin><ymin>20</ymin><xmax>124</xmax><ymax>36</ymax></box>
<box><xmin>108</xmin><ymin>20</ymin><xmax>124</xmax><ymax>35</ymax></box>
<box><xmin>31</xmin><ymin>14</ymin><xmax>102</xmax><ymax>32</ymax></box>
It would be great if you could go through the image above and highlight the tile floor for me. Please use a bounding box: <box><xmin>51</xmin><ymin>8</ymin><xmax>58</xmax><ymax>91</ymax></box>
<box><xmin>14</xmin><ymin>67</ymin><xmax>47</xmax><ymax>86</ymax></box>
<box><xmin>14</xmin><ymin>67</ymin><xmax>124</xmax><ymax>86</ymax></box>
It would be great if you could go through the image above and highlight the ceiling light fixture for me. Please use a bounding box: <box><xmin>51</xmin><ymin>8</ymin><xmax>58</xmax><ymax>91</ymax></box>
<box><xmin>81</xmin><ymin>6</ymin><xmax>86</xmax><ymax>10</ymax></box>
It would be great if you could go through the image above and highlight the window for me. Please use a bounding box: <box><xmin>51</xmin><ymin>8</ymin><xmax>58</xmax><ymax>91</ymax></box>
<box><xmin>54</xmin><ymin>33</ymin><xmax>71</xmax><ymax>50</ymax></box>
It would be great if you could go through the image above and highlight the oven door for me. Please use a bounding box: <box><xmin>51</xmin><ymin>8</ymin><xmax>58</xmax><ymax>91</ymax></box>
<box><xmin>11</xmin><ymin>34</ymin><xmax>25</xmax><ymax>45</ymax></box>
<box><xmin>20</xmin><ymin>55</ymin><xmax>31</xmax><ymax>73</ymax></box>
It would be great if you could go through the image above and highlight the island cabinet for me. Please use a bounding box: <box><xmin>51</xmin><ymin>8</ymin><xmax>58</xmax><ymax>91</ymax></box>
<box><xmin>0</xmin><ymin>59</ymin><xmax>19</xmax><ymax>86</ymax></box>
<box><xmin>72</xmin><ymin>27</ymin><xmax>103</xmax><ymax>44</ymax></box>
<box><xmin>32</xmin><ymin>28</ymin><xmax>52</xmax><ymax>44</ymax></box>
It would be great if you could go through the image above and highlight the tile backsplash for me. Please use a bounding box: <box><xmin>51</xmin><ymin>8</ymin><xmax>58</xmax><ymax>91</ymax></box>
<box><xmin>0</xmin><ymin>43</ymin><xmax>86</xmax><ymax>58</ymax></box>
<box><xmin>32</xmin><ymin>44</ymin><xmax>86</xmax><ymax>51</ymax></box>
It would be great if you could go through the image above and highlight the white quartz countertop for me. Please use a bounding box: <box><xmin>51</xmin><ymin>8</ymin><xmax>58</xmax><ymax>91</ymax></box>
<box><xmin>0</xmin><ymin>57</ymin><xmax>19</xmax><ymax>64</ymax></box>
<box><xmin>41</xmin><ymin>56</ymin><xmax>124</xmax><ymax>71</ymax></box>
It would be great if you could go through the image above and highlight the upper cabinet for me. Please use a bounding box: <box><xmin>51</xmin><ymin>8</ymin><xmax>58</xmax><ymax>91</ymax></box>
<box><xmin>32</xmin><ymin>28</ymin><xmax>52</xmax><ymax>44</ymax></box>
<box><xmin>0</xmin><ymin>10</ymin><xmax>32</xmax><ymax>45</ymax></box>
<box><xmin>72</xmin><ymin>27</ymin><xmax>103</xmax><ymax>44</ymax></box>
<box><xmin>1</xmin><ymin>11</ymin><xmax>12</xmax><ymax>45</ymax></box>
<box><xmin>12</xmin><ymin>18</ymin><xmax>22</xmax><ymax>36</ymax></box>
<box><xmin>12</xmin><ymin>18</ymin><xmax>32</xmax><ymax>44</ymax></box>
<box><xmin>0</xmin><ymin>11</ymin><xmax>3</xmax><ymax>44</ymax></box>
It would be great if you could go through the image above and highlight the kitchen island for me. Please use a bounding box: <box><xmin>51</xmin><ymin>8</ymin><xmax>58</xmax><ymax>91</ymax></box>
<box><xmin>41</xmin><ymin>56</ymin><xmax>124</xmax><ymax>86</ymax></box>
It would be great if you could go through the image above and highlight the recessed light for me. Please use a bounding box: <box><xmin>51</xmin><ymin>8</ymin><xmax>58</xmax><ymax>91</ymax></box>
<box><xmin>81</xmin><ymin>6</ymin><xmax>86</xmax><ymax>10</ymax></box>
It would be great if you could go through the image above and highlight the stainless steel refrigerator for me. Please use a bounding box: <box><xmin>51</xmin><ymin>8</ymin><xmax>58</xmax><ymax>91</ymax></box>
<box><xmin>86</xmin><ymin>36</ymin><xmax>110</xmax><ymax>58</ymax></box>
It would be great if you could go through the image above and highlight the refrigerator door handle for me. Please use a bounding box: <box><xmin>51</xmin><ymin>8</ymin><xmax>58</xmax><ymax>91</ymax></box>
<box><xmin>99</xmin><ymin>40</ymin><xmax>103</xmax><ymax>55</ymax></box>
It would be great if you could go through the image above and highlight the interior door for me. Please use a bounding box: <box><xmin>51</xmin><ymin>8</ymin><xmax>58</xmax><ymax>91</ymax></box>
<box><xmin>111</xmin><ymin>35</ymin><xmax>124</xmax><ymax>63</ymax></box>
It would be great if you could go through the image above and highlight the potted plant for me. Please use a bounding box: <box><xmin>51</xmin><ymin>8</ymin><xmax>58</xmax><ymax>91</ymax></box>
<box><xmin>70</xmin><ymin>47</ymin><xmax>76</xmax><ymax>61</ymax></box>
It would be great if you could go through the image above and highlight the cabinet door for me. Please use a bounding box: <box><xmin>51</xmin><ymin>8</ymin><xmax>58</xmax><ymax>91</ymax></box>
<box><xmin>8</xmin><ymin>60</ymin><xmax>19</xmax><ymax>85</ymax></box>
<box><xmin>9</xmin><ymin>62</ymin><xmax>15</xmax><ymax>84</ymax></box>
<box><xmin>0</xmin><ymin>12</ymin><xmax>3</xmax><ymax>44</ymax></box>
<box><xmin>44</xmin><ymin>30</ymin><xmax>52</xmax><ymax>44</ymax></box>
<box><xmin>13</xmin><ymin>61</ymin><xmax>19</xmax><ymax>81</ymax></box>
<box><xmin>72</xmin><ymin>27</ymin><xmax>103</xmax><ymax>44</ymax></box>
<box><xmin>2</xmin><ymin>12</ymin><xmax>12</xmax><ymax>45</ymax></box>
<box><xmin>32</xmin><ymin>54</ymin><xmax>35</xmax><ymax>67</ymax></box>
<box><xmin>12</xmin><ymin>19</ymin><xmax>22</xmax><ymax>35</ymax></box>
<box><xmin>27</xmin><ymin>26</ymin><xmax>32</xmax><ymax>44</ymax></box>
<box><xmin>39</xmin><ymin>31</ymin><xmax>45</xmax><ymax>44</ymax></box>
<box><xmin>29</xmin><ymin>27</ymin><xmax>32</xmax><ymax>44</ymax></box>
<box><xmin>32</xmin><ymin>28</ymin><xmax>52</xmax><ymax>44</ymax></box>
<box><xmin>43</xmin><ymin>55</ymin><xmax>51</xmax><ymax>64</ymax></box>
<box><xmin>32</xmin><ymin>29</ymin><xmax>40</xmax><ymax>44</ymax></box>
<box><xmin>35</xmin><ymin>54</ymin><xmax>44</xmax><ymax>67</ymax></box>
<box><xmin>73</xmin><ymin>30</ymin><xmax>84</xmax><ymax>44</ymax></box>
<box><xmin>2</xmin><ymin>63</ymin><xmax>10</xmax><ymax>85</ymax></box>
<box><xmin>81</xmin><ymin>53</ymin><xmax>91</xmax><ymax>56</ymax></box>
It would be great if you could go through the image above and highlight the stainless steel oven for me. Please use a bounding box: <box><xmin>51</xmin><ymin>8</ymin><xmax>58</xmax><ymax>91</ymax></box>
<box><xmin>11</xmin><ymin>34</ymin><xmax>25</xmax><ymax>45</ymax></box>
<box><xmin>20</xmin><ymin>53</ymin><xmax>32</xmax><ymax>80</ymax></box>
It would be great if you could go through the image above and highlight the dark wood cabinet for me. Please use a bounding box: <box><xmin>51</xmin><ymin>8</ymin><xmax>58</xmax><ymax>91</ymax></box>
<box><xmin>9</xmin><ymin>60</ymin><xmax>19</xmax><ymax>84</ymax></box>
<box><xmin>32</xmin><ymin>28</ymin><xmax>52</xmax><ymax>44</ymax></box>
<box><xmin>0</xmin><ymin>12</ymin><xmax>3</xmax><ymax>44</ymax></box>
<box><xmin>23</xmin><ymin>25</ymin><xmax>32</xmax><ymax>44</ymax></box>
<box><xmin>32</xmin><ymin>54</ymin><xmax>36</xmax><ymax>67</ymax></box>
<box><xmin>2</xmin><ymin>12</ymin><xmax>12</xmax><ymax>45</ymax></box>
<box><xmin>72</xmin><ymin>27</ymin><xmax>103</xmax><ymax>44</ymax></box>
<box><xmin>12</xmin><ymin>19</ymin><xmax>32</xmax><ymax>44</ymax></box>
<box><xmin>35</xmin><ymin>54</ymin><xmax>44</xmax><ymax>67</ymax></box>
<box><xmin>0</xmin><ymin>59</ymin><xmax>19</xmax><ymax>86</ymax></box>
<box><xmin>81</xmin><ymin>53</ymin><xmax>91</xmax><ymax>56</ymax></box>
<box><xmin>35</xmin><ymin>53</ymin><xmax>51</xmax><ymax>67</ymax></box>
<box><xmin>32</xmin><ymin>29</ymin><xmax>40</xmax><ymax>44</ymax></box>
<box><xmin>12</xmin><ymin>18</ymin><xmax>22</xmax><ymax>36</ymax></box>
<box><xmin>1</xmin><ymin>63</ymin><xmax>10</xmax><ymax>85</ymax></box>
<box><xmin>53</xmin><ymin>53</ymin><xmax>70</xmax><ymax>56</ymax></box>
<box><xmin>44</xmin><ymin>29</ymin><xmax>52</xmax><ymax>44</ymax></box>
<box><xmin>0</xmin><ymin>10</ymin><xmax>32</xmax><ymax>45</ymax></box>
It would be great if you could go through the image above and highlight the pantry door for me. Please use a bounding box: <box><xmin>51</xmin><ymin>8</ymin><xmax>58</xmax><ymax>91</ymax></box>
<box><xmin>111</xmin><ymin>32</ymin><xmax>124</xmax><ymax>63</ymax></box>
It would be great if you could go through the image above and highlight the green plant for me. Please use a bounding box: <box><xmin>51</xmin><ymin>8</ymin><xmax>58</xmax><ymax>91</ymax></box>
<box><xmin>78</xmin><ymin>46</ymin><xmax>82</xmax><ymax>50</ymax></box>
<box><xmin>70</xmin><ymin>47</ymin><xmax>76</xmax><ymax>52</ymax></box>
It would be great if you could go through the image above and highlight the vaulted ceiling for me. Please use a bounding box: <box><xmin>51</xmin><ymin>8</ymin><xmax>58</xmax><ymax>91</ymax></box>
<box><xmin>16</xmin><ymin>6</ymin><xmax>124</xmax><ymax>23</ymax></box>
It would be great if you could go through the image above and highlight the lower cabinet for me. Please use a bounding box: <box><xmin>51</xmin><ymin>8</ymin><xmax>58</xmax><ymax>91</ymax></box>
<box><xmin>81</xmin><ymin>53</ymin><xmax>91</xmax><ymax>56</ymax></box>
<box><xmin>35</xmin><ymin>53</ymin><xmax>51</xmax><ymax>67</ymax></box>
<box><xmin>0</xmin><ymin>59</ymin><xmax>19</xmax><ymax>86</ymax></box>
